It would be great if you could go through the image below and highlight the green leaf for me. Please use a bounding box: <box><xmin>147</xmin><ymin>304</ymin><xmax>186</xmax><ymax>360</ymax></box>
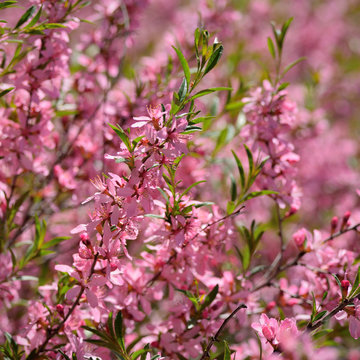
<box><xmin>0</xmin><ymin>87</ymin><xmax>15</xmax><ymax>97</ymax></box>
<box><xmin>25</xmin><ymin>5</ymin><xmax>42</xmax><ymax>28</ymax></box>
<box><xmin>231</xmin><ymin>150</ymin><xmax>245</xmax><ymax>190</ymax></box>
<box><xmin>37</xmin><ymin>23</ymin><xmax>67</xmax><ymax>29</ymax></box>
<box><xmin>178</xmin><ymin>180</ymin><xmax>206</xmax><ymax>200</ymax></box>
<box><xmin>0</xmin><ymin>1</ymin><xmax>18</xmax><ymax>10</ymax></box>
<box><xmin>107</xmin><ymin>312</ymin><xmax>115</xmax><ymax>340</ymax></box>
<box><xmin>131</xmin><ymin>348</ymin><xmax>150</xmax><ymax>360</ymax></box>
<box><xmin>175</xmin><ymin>288</ymin><xmax>199</xmax><ymax>311</ymax></box>
<box><xmin>313</xmin><ymin>310</ymin><xmax>327</xmax><ymax>322</ymax></box>
<box><xmin>281</xmin><ymin>57</ymin><xmax>306</xmax><ymax>77</ymax></box>
<box><xmin>178</xmin><ymin>77</ymin><xmax>188</xmax><ymax>102</ymax></box>
<box><xmin>114</xmin><ymin>311</ymin><xmax>125</xmax><ymax>350</ymax></box>
<box><xmin>312</xmin><ymin>328</ymin><xmax>333</xmax><ymax>340</ymax></box>
<box><xmin>189</xmin><ymin>87</ymin><xmax>231</xmax><ymax>101</ymax></box>
<box><xmin>240</xmin><ymin>190</ymin><xmax>277</xmax><ymax>203</ymax></box>
<box><xmin>226</xmin><ymin>200</ymin><xmax>236</xmax><ymax>215</ymax></box>
<box><xmin>58</xmin><ymin>350</ymin><xmax>71</xmax><ymax>360</ymax></box>
<box><xmin>172</xmin><ymin>46</ymin><xmax>190</xmax><ymax>86</ymax></box>
<box><xmin>349</xmin><ymin>266</ymin><xmax>360</xmax><ymax>297</ymax></box>
<box><xmin>280</xmin><ymin>17</ymin><xmax>294</xmax><ymax>45</ymax></box>
<box><xmin>108</xmin><ymin>124</ymin><xmax>131</xmax><ymax>152</ymax></box>
<box><xmin>144</xmin><ymin>214</ymin><xmax>165</xmax><ymax>219</ymax></box>
<box><xmin>230</xmin><ymin>176</ymin><xmax>237</xmax><ymax>202</ymax></box>
<box><xmin>157</xmin><ymin>187</ymin><xmax>169</xmax><ymax>202</ymax></box>
<box><xmin>189</xmin><ymin>116</ymin><xmax>215</xmax><ymax>124</ymax></box>
<box><xmin>277</xmin><ymin>82</ymin><xmax>289</xmax><ymax>92</ymax></box>
<box><xmin>200</xmin><ymin>284</ymin><xmax>218</xmax><ymax>312</ymax></box>
<box><xmin>42</xmin><ymin>236</ymin><xmax>70</xmax><ymax>249</ymax></box>
<box><xmin>244</xmin><ymin>144</ymin><xmax>253</xmax><ymax>178</ymax></box>
<box><xmin>331</xmin><ymin>273</ymin><xmax>342</xmax><ymax>290</ymax></box>
<box><xmin>267</xmin><ymin>37</ymin><xmax>276</xmax><ymax>59</ymax></box>
<box><xmin>212</xmin><ymin>127</ymin><xmax>228</xmax><ymax>156</ymax></box>
<box><xmin>55</xmin><ymin>109</ymin><xmax>79</xmax><ymax>117</ymax></box>
<box><xmin>241</xmin><ymin>244</ymin><xmax>251</xmax><ymax>271</ymax></box>
<box><xmin>203</xmin><ymin>44</ymin><xmax>223</xmax><ymax>76</ymax></box>
<box><xmin>223</xmin><ymin>340</ymin><xmax>231</xmax><ymax>360</ymax></box>
<box><xmin>255</xmin><ymin>331</ymin><xmax>263</xmax><ymax>360</ymax></box>
<box><xmin>14</xmin><ymin>5</ymin><xmax>36</xmax><ymax>29</ymax></box>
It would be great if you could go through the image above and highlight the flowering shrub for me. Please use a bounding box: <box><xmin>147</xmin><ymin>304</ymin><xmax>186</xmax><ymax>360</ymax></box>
<box><xmin>0</xmin><ymin>1</ymin><xmax>360</xmax><ymax>360</ymax></box>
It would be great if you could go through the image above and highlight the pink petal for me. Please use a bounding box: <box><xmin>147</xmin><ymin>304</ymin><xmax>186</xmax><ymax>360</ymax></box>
<box><xmin>85</xmin><ymin>288</ymin><xmax>98</xmax><ymax>308</ymax></box>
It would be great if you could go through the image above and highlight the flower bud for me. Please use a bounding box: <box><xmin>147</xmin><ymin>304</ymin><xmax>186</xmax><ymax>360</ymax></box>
<box><xmin>330</xmin><ymin>216</ymin><xmax>338</xmax><ymax>235</ymax></box>
<box><xmin>80</xmin><ymin>232</ymin><xmax>90</xmax><ymax>242</ymax></box>
<box><xmin>265</xmin><ymin>301</ymin><xmax>276</xmax><ymax>312</ymax></box>
<box><xmin>56</xmin><ymin>304</ymin><xmax>65</xmax><ymax>317</ymax></box>
<box><xmin>292</xmin><ymin>228</ymin><xmax>306</xmax><ymax>250</ymax></box>
<box><xmin>341</xmin><ymin>211</ymin><xmax>351</xmax><ymax>231</ymax></box>
<box><xmin>341</xmin><ymin>279</ymin><xmax>350</xmax><ymax>298</ymax></box>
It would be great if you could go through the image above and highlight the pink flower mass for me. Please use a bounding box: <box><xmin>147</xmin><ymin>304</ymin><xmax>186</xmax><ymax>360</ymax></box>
<box><xmin>0</xmin><ymin>1</ymin><xmax>359</xmax><ymax>359</ymax></box>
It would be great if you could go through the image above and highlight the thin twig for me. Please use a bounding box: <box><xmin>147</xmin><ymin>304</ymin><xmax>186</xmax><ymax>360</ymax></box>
<box><xmin>200</xmin><ymin>303</ymin><xmax>247</xmax><ymax>360</ymax></box>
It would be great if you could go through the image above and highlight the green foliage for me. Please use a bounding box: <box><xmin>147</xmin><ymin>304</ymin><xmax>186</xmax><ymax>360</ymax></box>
<box><xmin>235</xmin><ymin>220</ymin><xmax>265</xmax><ymax>272</ymax></box>
<box><xmin>0</xmin><ymin>332</ymin><xmax>24</xmax><ymax>360</ymax></box>
<box><xmin>17</xmin><ymin>216</ymin><xmax>69</xmax><ymax>270</ymax></box>
<box><xmin>176</xmin><ymin>284</ymin><xmax>219</xmax><ymax>327</ymax></box>
<box><xmin>349</xmin><ymin>266</ymin><xmax>360</xmax><ymax>298</ymax></box>
<box><xmin>14</xmin><ymin>5</ymin><xmax>36</xmax><ymax>29</ymax></box>
<box><xmin>83</xmin><ymin>311</ymin><xmax>156</xmax><ymax>360</ymax></box>
<box><xmin>226</xmin><ymin>146</ymin><xmax>277</xmax><ymax>215</ymax></box>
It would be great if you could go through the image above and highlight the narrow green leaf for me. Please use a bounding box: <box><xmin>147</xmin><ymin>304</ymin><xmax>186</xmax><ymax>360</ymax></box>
<box><xmin>14</xmin><ymin>5</ymin><xmax>36</xmax><ymax>29</ymax></box>
<box><xmin>281</xmin><ymin>57</ymin><xmax>306</xmax><ymax>77</ymax></box>
<box><xmin>200</xmin><ymin>285</ymin><xmax>219</xmax><ymax>312</ymax></box>
<box><xmin>188</xmin><ymin>87</ymin><xmax>231</xmax><ymax>101</ymax></box>
<box><xmin>58</xmin><ymin>350</ymin><xmax>71</xmax><ymax>360</ymax></box>
<box><xmin>230</xmin><ymin>176</ymin><xmax>237</xmax><ymax>202</ymax></box>
<box><xmin>108</xmin><ymin>124</ymin><xmax>131</xmax><ymax>152</ymax></box>
<box><xmin>25</xmin><ymin>5</ymin><xmax>42</xmax><ymax>28</ymax></box>
<box><xmin>313</xmin><ymin>310</ymin><xmax>327</xmax><ymax>322</ymax></box>
<box><xmin>131</xmin><ymin>348</ymin><xmax>150</xmax><ymax>360</ymax></box>
<box><xmin>240</xmin><ymin>190</ymin><xmax>277</xmax><ymax>203</ymax></box>
<box><xmin>349</xmin><ymin>266</ymin><xmax>360</xmax><ymax>297</ymax></box>
<box><xmin>212</xmin><ymin>127</ymin><xmax>228</xmax><ymax>156</ymax></box>
<box><xmin>255</xmin><ymin>331</ymin><xmax>263</xmax><ymax>360</ymax></box>
<box><xmin>179</xmin><ymin>180</ymin><xmax>206</xmax><ymax>200</ymax></box>
<box><xmin>203</xmin><ymin>44</ymin><xmax>223</xmax><ymax>76</ymax></box>
<box><xmin>114</xmin><ymin>311</ymin><xmax>125</xmax><ymax>349</ymax></box>
<box><xmin>178</xmin><ymin>77</ymin><xmax>187</xmax><ymax>102</ymax></box>
<box><xmin>0</xmin><ymin>1</ymin><xmax>17</xmax><ymax>10</ymax></box>
<box><xmin>223</xmin><ymin>340</ymin><xmax>231</xmax><ymax>360</ymax></box>
<box><xmin>231</xmin><ymin>150</ymin><xmax>245</xmax><ymax>190</ymax></box>
<box><xmin>280</xmin><ymin>17</ymin><xmax>294</xmax><ymax>45</ymax></box>
<box><xmin>267</xmin><ymin>37</ymin><xmax>276</xmax><ymax>59</ymax></box>
<box><xmin>144</xmin><ymin>214</ymin><xmax>165</xmax><ymax>219</ymax></box>
<box><xmin>107</xmin><ymin>312</ymin><xmax>115</xmax><ymax>340</ymax></box>
<box><xmin>312</xmin><ymin>328</ymin><xmax>333</xmax><ymax>340</ymax></box>
<box><xmin>42</xmin><ymin>236</ymin><xmax>70</xmax><ymax>249</ymax></box>
<box><xmin>0</xmin><ymin>87</ymin><xmax>14</xmax><ymax>97</ymax></box>
<box><xmin>244</xmin><ymin>144</ymin><xmax>253</xmax><ymax>178</ymax></box>
<box><xmin>172</xmin><ymin>46</ymin><xmax>190</xmax><ymax>86</ymax></box>
<box><xmin>38</xmin><ymin>23</ymin><xmax>67</xmax><ymax>29</ymax></box>
<box><xmin>277</xmin><ymin>82</ymin><xmax>289</xmax><ymax>92</ymax></box>
<box><xmin>331</xmin><ymin>273</ymin><xmax>342</xmax><ymax>289</ymax></box>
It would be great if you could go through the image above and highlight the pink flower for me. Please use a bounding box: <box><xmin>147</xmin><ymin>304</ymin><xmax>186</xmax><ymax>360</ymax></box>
<box><xmin>132</xmin><ymin>105</ymin><xmax>166</xmax><ymax>130</ymax></box>
<box><xmin>252</xmin><ymin>314</ymin><xmax>298</xmax><ymax>346</ymax></box>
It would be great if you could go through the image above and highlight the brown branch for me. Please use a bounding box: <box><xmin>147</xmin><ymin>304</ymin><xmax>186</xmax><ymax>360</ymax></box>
<box><xmin>200</xmin><ymin>303</ymin><xmax>247</xmax><ymax>360</ymax></box>
<box><xmin>252</xmin><ymin>222</ymin><xmax>360</xmax><ymax>293</ymax></box>
<box><xmin>30</xmin><ymin>251</ymin><xmax>100</xmax><ymax>358</ymax></box>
